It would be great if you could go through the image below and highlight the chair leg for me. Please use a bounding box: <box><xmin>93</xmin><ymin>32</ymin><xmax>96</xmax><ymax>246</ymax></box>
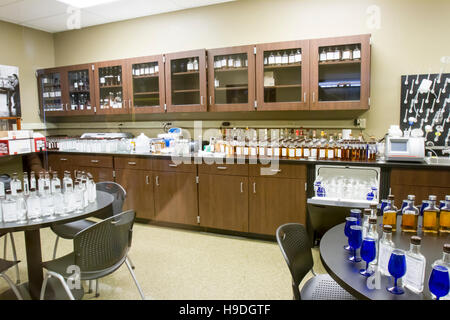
<box><xmin>88</xmin><ymin>280</ymin><xmax>92</xmax><ymax>294</ymax></box>
<box><xmin>8</xmin><ymin>233</ymin><xmax>20</xmax><ymax>284</ymax></box>
<box><xmin>0</xmin><ymin>273</ymin><xmax>23</xmax><ymax>300</ymax></box>
<box><xmin>125</xmin><ymin>258</ymin><xmax>145</xmax><ymax>300</ymax></box>
<box><xmin>52</xmin><ymin>236</ymin><xmax>60</xmax><ymax>260</ymax></box>
<box><xmin>95</xmin><ymin>279</ymin><xmax>99</xmax><ymax>298</ymax></box>
<box><xmin>41</xmin><ymin>271</ymin><xmax>75</xmax><ymax>300</ymax></box>
<box><xmin>3</xmin><ymin>235</ymin><xmax>7</xmax><ymax>260</ymax></box>
<box><xmin>127</xmin><ymin>255</ymin><xmax>135</xmax><ymax>270</ymax></box>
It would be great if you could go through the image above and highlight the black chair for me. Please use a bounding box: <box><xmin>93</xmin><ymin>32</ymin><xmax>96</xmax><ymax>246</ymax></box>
<box><xmin>40</xmin><ymin>210</ymin><xmax>145</xmax><ymax>300</ymax></box>
<box><xmin>51</xmin><ymin>181</ymin><xmax>133</xmax><ymax>296</ymax></box>
<box><xmin>0</xmin><ymin>257</ymin><xmax>23</xmax><ymax>300</ymax></box>
<box><xmin>276</xmin><ymin>223</ymin><xmax>355</xmax><ymax>300</ymax></box>
<box><xmin>1</xmin><ymin>233</ymin><xmax>20</xmax><ymax>284</ymax></box>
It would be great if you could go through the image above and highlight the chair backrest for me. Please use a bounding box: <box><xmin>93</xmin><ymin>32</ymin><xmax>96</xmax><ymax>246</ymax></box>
<box><xmin>95</xmin><ymin>181</ymin><xmax>126</xmax><ymax>219</ymax></box>
<box><xmin>73</xmin><ymin>209</ymin><xmax>135</xmax><ymax>273</ymax></box>
<box><xmin>276</xmin><ymin>223</ymin><xmax>314</xmax><ymax>297</ymax></box>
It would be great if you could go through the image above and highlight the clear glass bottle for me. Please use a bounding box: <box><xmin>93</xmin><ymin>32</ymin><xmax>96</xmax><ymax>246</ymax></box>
<box><xmin>439</xmin><ymin>195</ymin><xmax>450</xmax><ymax>234</ymax></box>
<box><xmin>51</xmin><ymin>171</ymin><xmax>61</xmax><ymax>194</ymax></box>
<box><xmin>64</xmin><ymin>183</ymin><xmax>75</xmax><ymax>213</ymax></box>
<box><xmin>227</xmin><ymin>56</ymin><xmax>234</xmax><ymax>69</ymax></box>
<box><xmin>40</xmin><ymin>186</ymin><xmax>55</xmax><ymax>219</ymax></box>
<box><xmin>87</xmin><ymin>173</ymin><xmax>96</xmax><ymax>203</ymax></box>
<box><xmin>378</xmin><ymin>225</ymin><xmax>395</xmax><ymax>276</ymax></box>
<box><xmin>319</xmin><ymin>48</ymin><xmax>327</xmax><ymax>62</ymax></box>
<box><xmin>281</xmin><ymin>51</ymin><xmax>289</xmax><ymax>64</ymax></box>
<box><xmin>10</xmin><ymin>173</ymin><xmax>21</xmax><ymax>196</ymax></box>
<box><xmin>353</xmin><ymin>45</ymin><xmax>361</xmax><ymax>60</ymax></box>
<box><xmin>44</xmin><ymin>171</ymin><xmax>51</xmax><ymax>191</ymax></box>
<box><xmin>62</xmin><ymin>171</ymin><xmax>73</xmax><ymax>193</ymax></box>
<box><xmin>0</xmin><ymin>180</ymin><xmax>4</xmax><ymax>198</ymax></box>
<box><xmin>430</xmin><ymin>244</ymin><xmax>450</xmax><ymax>300</ymax></box>
<box><xmin>327</xmin><ymin>134</ymin><xmax>335</xmax><ymax>160</ymax></box>
<box><xmin>334</xmin><ymin>47</ymin><xmax>341</xmax><ymax>60</ymax></box>
<box><xmin>404</xmin><ymin>236</ymin><xmax>426</xmax><ymax>293</ymax></box>
<box><xmin>15</xmin><ymin>189</ymin><xmax>27</xmax><ymax>224</ymax></box>
<box><xmin>423</xmin><ymin>195</ymin><xmax>440</xmax><ymax>234</ymax></box>
<box><xmin>288</xmin><ymin>50</ymin><xmax>295</xmax><ymax>64</ymax></box>
<box><xmin>22</xmin><ymin>172</ymin><xmax>30</xmax><ymax>196</ymax></box>
<box><xmin>187</xmin><ymin>59</ymin><xmax>194</xmax><ymax>71</ymax></box>
<box><xmin>26</xmin><ymin>188</ymin><xmax>42</xmax><ymax>221</ymax></box>
<box><xmin>53</xmin><ymin>185</ymin><xmax>67</xmax><ymax>216</ymax></box>
<box><xmin>2</xmin><ymin>190</ymin><xmax>17</xmax><ymax>223</ymax></box>
<box><xmin>382</xmin><ymin>194</ymin><xmax>398</xmax><ymax>232</ymax></box>
<box><xmin>401</xmin><ymin>195</ymin><xmax>420</xmax><ymax>233</ymax></box>
<box><xmin>275</xmin><ymin>51</ymin><xmax>282</xmax><ymax>65</ymax></box>
<box><xmin>367</xmin><ymin>217</ymin><xmax>379</xmax><ymax>266</ymax></box>
<box><xmin>288</xmin><ymin>139</ymin><xmax>296</xmax><ymax>159</ymax></box>
<box><xmin>370</xmin><ymin>203</ymin><xmax>378</xmax><ymax>217</ymax></box>
<box><xmin>362</xmin><ymin>208</ymin><xmax>372</xmax><ymax>239</ymax></box>
<box><xmin>81</xmin><ymin>179</ymin><xmax>89</xmax><ymax>208</ymax></box>
<box><xmin>342</xmin><ymin>46</ymin><xmax>352</xmax><ymax>60</ymax></box>
<box><xmin>73</xmin><ymin>181</ymin><xmax>84</xmax><ymax>213</ymax></box>
<box><xmin>268</xmin><ymin>52</ymin><xmax>275</xmax><ymax>65</ymax></box>
<box><xmin>294</xmin><ymin>49</ymin><xmax>302</xmax><ymax>63</ymax></box>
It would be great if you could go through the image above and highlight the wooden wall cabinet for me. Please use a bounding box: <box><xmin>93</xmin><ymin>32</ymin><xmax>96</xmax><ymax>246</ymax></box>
<box><xmin>64</xmin><ymin>64</ymin><xmax>96</xmax><ymax>116</ymax></box>
<box><xmin>309</xmin><ymin>34</ymin><xmax>371</xmax><ymax>110</ymax></box>
<box><xmin>164</xmin><ymin>49</ymin><xmax>207</xmax><ymax>112</ymax></box>
<box><xmin>127</xmin><ymin>55</ymin><xmax>166</xmax><ymax>114</ymax></box>
<box><xmin>255</xmin><ymin>40</ymin><xmax>310</xmax><ymax>111</ymax></box>
<box><xmin>37</xmin><ymin>67</ymin><xmax>67</xmax><ymax>117</ymax></box>
<box><xmin>93</xmin><ymin>59</ymin><xmax>130</xmax><ymax>115</ymax></box>
<box><xmin>207</xmin><ymin>45</ymin><xmax>255</xmax><ymax>112</ymax></box>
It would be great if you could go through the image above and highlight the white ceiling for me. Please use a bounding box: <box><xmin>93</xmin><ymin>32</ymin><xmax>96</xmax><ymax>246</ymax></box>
<box><xmin>0</xmin><ymin>0</ymin><xmax>235</xmax><ymax>33</ymax></box>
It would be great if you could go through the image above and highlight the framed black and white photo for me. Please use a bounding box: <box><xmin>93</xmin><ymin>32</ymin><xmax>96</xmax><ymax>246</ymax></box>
<box><xmin>0</xmin><ymin>64</ymin><xmax>21</xmax><ymax>117</ymax></box>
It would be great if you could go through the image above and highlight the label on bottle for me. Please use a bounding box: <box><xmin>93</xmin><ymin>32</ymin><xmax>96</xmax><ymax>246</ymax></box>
<box><xmin>404</xmin><ymin>255</ymin><xmax>425</xmax><ymax>292</ymax></box>
<box><xmin>273</xmin><ymin>147</ymin><xmax>280</xmax><ymax>157</ymax></box>
<box><xmin>268</xmin><ymin>56</ymin><xmax>275</xmax><ymax>65</ymax></box>
<box><xmin>220</xmin><ymin>145</ymin><xmax>225</xmax><ymax>153</ymax></box>
<box><xmin>295</xmin><ymin>53</ymin><xmax>302</xmax><ymax>62</ymax></box>
<box><xmin>100</xmin><ymin>77</ymin><xmax>105</xmax><ymax>84</ymax></box>
<box><xmin>327</xmin><ymin>150</ymin><xmax>334</xmax><ymax>159</ymax></box>
<box><xmin>295</xmin><ymin>148</ymin><xmax>302</xmax><ymax>158</ymax></box>
<box><xmin>250</xmin><ymin>147</ymin><xmax>257</xmax><ymax>156</ymax></box>
<box><xmin>326</xmin><ymin>52</ymin><xmax>334</xmax><ymax>60</ymax></box>
<box><xmin>259</xmin><ymin>147</ymin><xmax>265</xmax><ymax>156</ymax></box>
<box><xmin>342</xmin><ymin>51</ymin><xmax>351</xmax><ymax>60</ymax></box>
<box><xmin>378</xmin><ymin>243</ymin><xmax>393</xmax><ymax>275</ymax></box>
<box><xmin>267</xmin><ymin>148</ymin><xmax>273</xmax><ymax>156</ymax></box>
<box><xmin>288</xmin><ymin>55</ymin><xmax>295</xmax><ymax>64</ymax></box>
<box><xmin>303</xmin><ymin>148</ymin><xmax>310</xmax><ymax>158</ymax></box>
<box><xmin>281</xmin><ymin>148</ymin><xmax>287</xmax><ymax>157</ymax></box>
<box><xmin>228</xmin><ymin>59</ymin><xmax>234</xmax><ymax>68</ymax></box>
<box><xmin>221</xmin><ymin>58</ymin><xmax>227</xmax><ymax>68</ymax></box>
<box><xmin>244</xmin><ymin>147</ymin><xmax>249</xmax><ymax>156</ymax></box>
<box><xmin>319</xmin><ymin>149</ymin><xmax>326</xmax><ymax>159</ymax></box>
<box><xmin>353</xmin><ymin>49</ymin><xmax>361</xmax><ymax>59</ymax></box>
<box><xmin>236</xmin><ymin>147</ymin><xmax>242</xmax><ymax>156</ymax></box>
<box><xmin>74</xmin><ymin>82</ymin><xmax>78</xmax><ymax>89</ymax></box>
<box><xmin>320</xmin><ymin>52</ymin><xmax>327</xmax><ymax>61</ymax></box>
<box><xmin>311</xmin><ymin>148</ymin><xmax>317</xmax><ymax>158</ymax></box>
<box><xmin>288</xmin><ymin>149</ymin><xmax>295</xmax><ymax>158</ymax></box>
<box><xmin>337</xmin><ymin>149</ymin><xmax>342</xmax><ymax>158</ymax></box>
<box><xmin>235</xmin><ymin>60</ymin><xmax>241</xmax><ymax>68</ymax></box>
<box><xmin>281</xmin><ymin>55</ymin><xmax>288</xmax><ymax>64</ymax></box>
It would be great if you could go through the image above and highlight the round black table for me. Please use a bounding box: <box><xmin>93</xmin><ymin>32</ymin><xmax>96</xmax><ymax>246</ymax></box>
<box><xmin>0</xmin><ymin>190</ymin><xmax>114</xmax><ymax>300</ymax></box>
<box><xmin>320</xmin><ymin>216</ymin><xmax>449</xmax><ymax>300</ymax></box>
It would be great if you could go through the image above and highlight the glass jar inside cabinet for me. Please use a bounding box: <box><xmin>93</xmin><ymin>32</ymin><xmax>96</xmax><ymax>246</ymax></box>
<box><xmin>68</xmin><ymin>70</ymin><xmax>92</xmax><ymax>112</ymax></box>
<box><xmin>40</xmin><ymin>72</ymin><xmax>63</xmax><ymax>113</ymax></box>
<box><xmin>317</xmin><ymin>43</ymin><xmax>361</xmax><ymax>102</ymax></box>
<box><xmin>132</xmin><ymin>61</ymin><xmax>160</xmax><ymax>109</ymax></box>
<box><xmin>170</xmin><ymin>57</ymin><xmax>200</xmax><ymax>106</ymax></box>
<box><xmin>98</xmin><ymin>66</ymin><xmax>124</xmax><ymax>110</ymax></box>
<box><xmin>262</xmin><ymin>48</ymin><xmax>303</xmax><ymax>103</ymax></box>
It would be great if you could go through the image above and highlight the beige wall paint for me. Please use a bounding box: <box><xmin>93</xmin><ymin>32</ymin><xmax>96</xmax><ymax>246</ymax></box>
<box><xmin>0</xmin><ymin>20</ymin><xmax>55</xmax><ymax>125</ymax></box>
<box><xmin>15</xmin><ymin>0</ymin><xmax>450</xmax><ymax>139</ymax></box>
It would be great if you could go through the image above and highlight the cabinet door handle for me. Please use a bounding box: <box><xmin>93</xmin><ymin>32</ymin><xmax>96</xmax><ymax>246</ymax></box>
<box><xmin>60</xmin><ymin>158</ymin><xmax>68</xmax><ymax>161</ymax></box>
<box><xmin>271</xmin><ymin>169</ymin><xmax>282</xmax><ymax>173</ymax></box>
<box><xmin>168</xmin><ymin>164</ymin><xmax>178</xmax><ymax>167</ymax></box>
<box><xmin>201</xmin><ymin>96</ymin><xmax>204</xmax><ymax>105</ymax></box>
<box><xmin>65</xmin><ymin>103</ymin><xmax>68</xmax><ymax>111</ymax></box>
<box><xmin>240</xmin><ymin>182</ymin><xmax>244</xmax><ymax>193</ymax></box>
<box><xmin>146</xmin><ymin>175</ymin><xmax>149</xmax><ymax>185</ymax></box>
<box><xmin>129</xmin><ymin>99</ymin><xmax>132</xmax><ymax>108</ymax></box>
<box><xmin>124</xmin><ymin>100</ymin><xmax>127</xmax><ymax>108</ymax></box>
<box><xmin>253</xmin><ymin>182</ymin><xmax>256</xmax><ymax>194</ymax></box>
<box><xmin>128</xmin><ymin>161</ymin><xmax>136</xmax><ymax>165</ymax></box>
<box><xmin>217</xmin><ymin>166</ymin><xmax>227</xmax><ymax>170</ymax></box>
<box><xmin>155</xmin><ymin>176</ymin><xmax>159</xmax><ymax>186</ymax></box>
<box><xmin>304</xmin><ymin>92</ymin><xmax>307</xmax><ymax>102</ymax></box>
<box><xmin>91</xmin><ymin>160</ymin><xmax>99</xmax><ymax>163</ymax></box>
<box><xmin>209</xmin><ymin>96</ymin><xmax>212</xmax><ymax>105</ymax></box>
<box><xmin>312</xmin><ymin>92</ymin><xmax>315</xmax><ymax>103</ymax></box>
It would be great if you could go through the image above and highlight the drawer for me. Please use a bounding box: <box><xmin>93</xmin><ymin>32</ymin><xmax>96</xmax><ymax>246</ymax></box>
<box><xmin>249</xmin><ymin>163</ymin><xmax>306</xmax><ymax>179</ymax></box>
<box><xmin>72</xmin><ymin>154</ymin><xmax>114</xmax><ymax>168</ymax></box>
<box><xmin>114</xmin><ymin>156</ymin><xmax>152</xmax><ymax>171</ymax></box>
<box><xmin>391</xmin><ymin>168</ymin><xmax>450</xmax><ymax>188</ymax></box>
<box><xmin>198</xmin><ymin>163</ymin><xmax>248</xmax><ymax>176</ymax></box>
<box><xmin>152</xmin><ymin>159</ymin><xmax>196</xmax><ymax>173</ymax></box>
<box><xmin>48</xmin><ymin>153</ymin><xmax>73</xmax><ymax>166</ymax></box>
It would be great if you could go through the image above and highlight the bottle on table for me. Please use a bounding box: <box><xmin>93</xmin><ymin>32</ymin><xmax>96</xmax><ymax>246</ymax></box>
<box><xmin>26</xmin><ymin>188</ymin><xmax>42</xmax><ymax>221</ymax></box>
<box><xmin>439</xmin><ymin>195</ymin><xmax>450</xmax><ymax>234</ymax></box>
<box><xmin>2</xmin><ymin>190</ymin><xmax>17</xmax><ymax>223</ymax></box>
<box><xmin>0</xmin><ymin>180</ymin><xmax>4</xmax><ymax>198</ymax></box>
<box><xmin>51</xmin><ymin>171</ymin><xmax>61</xmax><ymax>194</ymax></box>
<box><xmin>62</xmin><ymin>171</ymin><xmax>73</xmax><ymax>193</ymax></box>
<box><xmin>423</xmin><ymin>195</ymin><xmax>440</xmax><ymax>234</ymax></box>
<box><xmin>53</xmin><ymin>185</ymin><xmax>66</xmax><ymax>216</ymax></box>
<box><xmin>401</xmin><ymin>195</ymin><xmax>420</xmax><ymax>233</ymax></box>
<box><xmin>64</xmin><ymin>183</ymin><xmax>75</xmax><ymax>213</ymax></box>
<box><xmin>40</xmin><ymin>186</ymin><xmax>55</xmax><ymax>219</ymax></box>
<box><xmin>367</xmin><ymin>217</ymin><xmax>379</xmax><ymax>266</ymax></box>
<box><xmin>430</xmin><ymin>244</ymin><xmax>450</xmax><ymax>300</ymax></box>
<box><xmin>15</xmin><ymin>189</ymin><xmax>27</xmax><ymax>223</ymax></box>
<box><xmin>369</xmin><ymin>203</ymin><xmax>378</xmax><ymax>217</ymax></box>
<box><xmin>73</xmin><ymin>181</ymin><xmax>84</xmax><ymax>213</ymax></box>
<box><xmin>404</xmin><ymin>236</ymin><xmax>426</xmax><ymax>293</ymax></box>
<box><xmin>378</xmin><ymin>225</ymin><xmax>395</xmax><ymax>276</ymax></box>
<box><xmin>362</xmin><ymin>208</ymin><xmax>372</xmax><ymax>238</ymax></box>
<box><xmin>10</xmin><ymin>173</ymin><xmax>21</xmax><ymax>196</ymax></box>
<box><xmin>382</xmin><ymin>195</ymin><xmax>398</xmax><ymax>232</ymax></box>
<box><xmin>22</xmin><ymin>172</ymin><xmax>30</xmax><ymax>196</ymax></box>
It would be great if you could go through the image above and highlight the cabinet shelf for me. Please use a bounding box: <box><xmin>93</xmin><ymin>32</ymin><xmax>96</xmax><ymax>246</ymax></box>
<box><xmin>214</xmin><ymin>67</ymin><xmax>248</xmax><ymax>73</ymax></box>
<box><xmin>133</xmin><ymin>74</ymin><xmax>159</xmax><ymax>79</ymax></box>
<box><xmin>99</xmin><ymin>84</ymin><xmax>123</xmax><ymax>89</ymax></box>
<box><xmin>215</xmin><ymin>86</ymin><xmax>248</xmax><ymax>91</ymax></box>
<box><xmin>319</xmin><ymin>60</ymin><xmax>361</xmax><ymax>66</ymax></box>
<box><xmin>264</xmin><ymin>84</ymin><xmax>302</xmax><ymax>89</ymax></box>
<box><xmin>264</xmin><ymin>63</ymin><xmax>302</xmax><ymax>70</ymax></box>
<box><xmin>69</xmin><ymin>90</ymin><xmax>90</xmax><ymax>94</ymax></box>
<box><xmin>172</xmin><ymin>71</ymin><xmax>199</xmax><ymax>76</ymax></box>
<box><xmin>134</xmin><ymin>91</ymin><xmax>159</xmax><ymax>95</ymax></box>
<box><xmin>173</xmin><ymin>89</ymin><xmax>200</xmax><ymax>93</ymax></box>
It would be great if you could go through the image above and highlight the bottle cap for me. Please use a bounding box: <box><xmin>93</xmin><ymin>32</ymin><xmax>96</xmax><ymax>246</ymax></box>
<box><xmin>44</xmin><ymin>186</ymin><xmax>49</xmax><ymax>190</ymax></box>
<box><xmin>369</xmin><ymin>217</ymin><xmax>377</xmax><ymax>224</ymax></box>
<box><xmin>429</xmin><ymin>195</ymin><xmax>437</xmax><ymax>201</ymax></box>
<box><xmin>369</xmin><ymin>204</ymin><xmax>377</xmax><ymax>209</ymax></box>
<box><xmin>5</xmin><ymin>190</ymin><xmax>11</xmax><ymax>195</ymax></box>
<box><xmin>407</xmin><ymin>195</ymin><xmax>415</xmax><ymax>200</ymax></box>
<box><xmin>67</xmin><ymin>184</ymin><xmax>72</xmax><ymax>188</ymax></box>
<box><xmin>55</xmin><ymin>185</ymin><xmax>61</xmax><ymax>189</ymax></box>
<box><xmin>17</xmin><ymin>189</ymin><xmax>22</xmax><ymax>194</ymax></box>
<box><xmin>388</xmin><ymin>195</ymin><xmax>395</xmax><ymax>200</ymax></box>
<box><xmin>350</xmin><ymin>209</ymin><xmax>362</xmax><ymax>214</ymax></box>
<box><xmin>410</xmin><ymin>236</ymin><xmax>421</xmax><ymax>245</ymax></box>
<box><xmin>443</xmin><ymin>244</ymin><xmax>450</xmax><ymax>254</ymax></box>
<box><xmin>383</xmin><ymin>225</ymin><xmax>392</xmax><ymax>233</ymax></box>
<box><xmin>74</xmin><ymin>181</ymin><xmax>80</xmax><ymax>185</ymax></box>
<box><xmin>363</xmin><ymin>209</ymin><xmax>371</xmax><ymax>216</ymax></box>
<box><xmin>30</xmin><ymin>188</ymin><xmax>36</xmax><ymax>192</ymax></box>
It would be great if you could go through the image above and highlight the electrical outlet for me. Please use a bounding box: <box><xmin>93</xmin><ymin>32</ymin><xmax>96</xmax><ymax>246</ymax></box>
<box><xmin>354</xmin><ymin>118</ymin><xmax>366</xmax><ymax>128</ymax></box>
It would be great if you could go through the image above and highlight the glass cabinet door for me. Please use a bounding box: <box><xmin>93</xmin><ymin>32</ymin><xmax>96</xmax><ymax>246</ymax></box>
<box><xmin>256</xmin><ymin>40</ymin><xmax>309</xmax><ymax>111</ymax></box>
<box><xmin>95</xmin><ymin>61</ymin><xmax>129</xmax><ymax>115</ymax></box>
<box><xmin>310</xmin><ymin>34</ymin><xmax>370</xmax><ymax>110</ymax></box>
<box><xmin>39</xmin><ymin>71</ymin><xmax>65</xmax><ymax>115</ymax></box>
<box><xmin>129</xmin><ymin>55</ymin><xmax>165</xmax><ymax>114</ymax></box>
<box><xmin>208</xmin><ymin>46</ymin><xmax>255</xmax><ymax>111</ymax></box>
<box><xmin>67</xmin><ymin>67</ymin><xmax>94</xmax><ymax>114</ymax></box>
<box><xmin>165</xmin><ymin>49</ymin><xmax>207</xmax><ymax>112</ymax></box>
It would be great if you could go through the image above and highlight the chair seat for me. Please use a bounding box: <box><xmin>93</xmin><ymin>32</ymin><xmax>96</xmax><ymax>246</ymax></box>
<box><xmin>0</xmin><ymin>259</ymin><xmax>19</xmax><ymax>274</ymax></box>
<box><xmin>300</xmin><ymin>274</ymin><xmax>356</xmax><ymax>300</ymax></box>
<box><xmin>42</xmin><ymin>252</ymin><xmax>127</xmax><ymax>281</ymax></box>
<box><xmin>51</xmin><ymin>219</ymin><xmax>97</xmax><ymax>239</ymax></box>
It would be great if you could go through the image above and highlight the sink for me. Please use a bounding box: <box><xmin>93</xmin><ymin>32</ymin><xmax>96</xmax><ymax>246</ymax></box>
<box><xmin>425</xmin><ymin>157</ymin><xmax>450</xmax><ymax>165</ymax></box>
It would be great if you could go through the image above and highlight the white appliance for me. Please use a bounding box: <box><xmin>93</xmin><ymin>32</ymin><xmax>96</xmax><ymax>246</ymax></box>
<box><xmin>385</xmin><ymin>136</ymin><xmax>425</xmax><ymax>162</ymax></box>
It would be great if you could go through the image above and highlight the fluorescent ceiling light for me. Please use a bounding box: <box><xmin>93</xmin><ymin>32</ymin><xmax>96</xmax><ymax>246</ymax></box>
<box><xmin>56</xmin><ymin>0</ymin><xmax>119</xmax><ymax>9</ymax></box>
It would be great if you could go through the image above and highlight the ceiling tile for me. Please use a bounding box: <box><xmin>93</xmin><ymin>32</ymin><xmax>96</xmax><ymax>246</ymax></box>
<box><xmin>0</xmin><ymin>0</ymin><xmax>67</xmax><ymax>23</ymax></box>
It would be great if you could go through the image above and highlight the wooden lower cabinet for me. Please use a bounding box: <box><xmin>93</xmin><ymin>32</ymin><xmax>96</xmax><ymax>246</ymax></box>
<box><xmin>115</xmin><ymin>169</ymin><xmax>154</xmax><ymax>220</ymax></box>
<box><xmin>249</xmin><ymin>177</ymin><xmax>306</xmax><ymax>236</ymax></box>
<box><xmin>74</xmin><ymin>166</ymin><xmax>114</xmax><ymax>182</ymax></box>
<box><xmin>153</xmin><ymin>171</ymin><xmax>198</xmax><ymax>225</ymax></box>
<box><xmin>198</xmin><ymin>174</ymin><xmax>249</xmax><ymax>232</ymax></box>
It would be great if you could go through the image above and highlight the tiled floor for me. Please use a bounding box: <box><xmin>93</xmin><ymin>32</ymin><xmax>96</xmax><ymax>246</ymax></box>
<box><xmin>0</xmin><ymin>223</ymin><xmax>325</xmax><ymax>300</ymax></box>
